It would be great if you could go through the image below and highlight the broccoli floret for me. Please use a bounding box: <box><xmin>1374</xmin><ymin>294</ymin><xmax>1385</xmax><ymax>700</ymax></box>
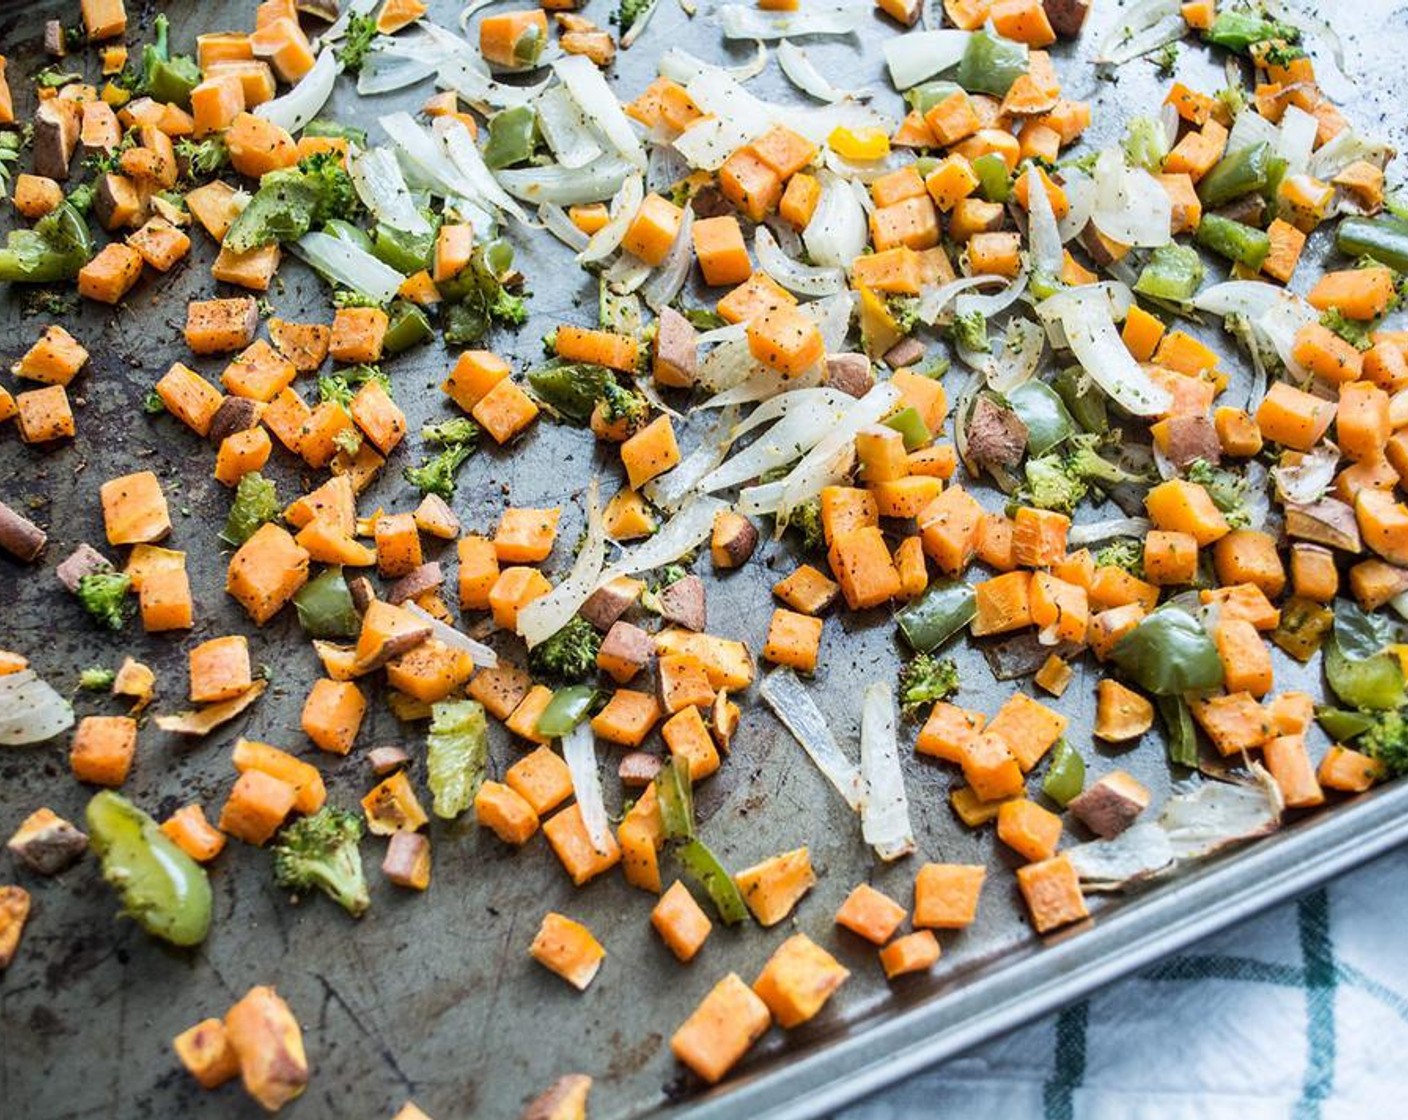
<box><xmin>640</xmin><ymin>563</ymin><xmax>689</xmax><ymax>614</ymax></box>
<box><xmin>887</xmin><ymin>295</ymin><xmax>922</xmax><ymax>336</ymax></box>
<box><xmin>422</xmin><ymin>418</ymin><xmax>480</xmax><ymax>447</ymax></box>
<box><xmin>1185</xmin><ymin>458</ymin><xmax>1251</xmax><ymax>529</ymax></box>
<box><xmin>176</xmin><ymin>136</ymin><xmax>230</xmax><ymax>179</ymax></box>
<box><xmin>600</xmin><ymin>378</ymin><xmax>648</xmax><ymax>426</ymax></box>
<box><xmin>142</xmin><ymin>389</ymin><xmax>167</xmax><ymax>414</ymax></box>
<box><xmin>1094</xmin><ymin>538</ymin><xmax>1145</xmax><ymax>578</ymax></box>
<box><xmin>529</xmin><ymin>616</ymin><xmax>602</xmax><ymax>683</ymax></box>
<box><xmin>333</xmin><ymin>289</ymin><xmax>384</xmax><ymax>309</ymax></box>
<box><xmin>79</xmin><ymin>666</ymin><xmax>116</xmax><ymax>690</ymax></box>
<box><xmin>618</xmin><ymin>0</ymin><xmax>660</xmax><ymax>36</ymax></box>
<box><xmin>77</xmin><ymin>569</ymin><xmax>133</xmax><ymax>631</ymax></box>
<box><xmin>1153</xmin><ymin>41</ymin><xmax>1179</xmax><ymax>74</ymax></box>
<box><xmin>1319</xmin><ymin>308</ymin><xmax>1374</xmax><ymax>351</ymax></box>
<box><xmin>0</xmin><ymin>132</ymin><xmax>22</xmax><ymax>190</ymax></box>
<box><xmin>897</xmin><ymin>653</ymin><xmax>960</xmax><ymax>716</ymax></box>
<box><xmin>337</xmin><ymin>13</ymin><xmax>380</xmax><ymax>74</ymax></box>
<box><xmin>1023</xmin><ymin>434</ymin><xmax>1144</xmax><ymax>516</ymax></box>
<box><xmin>1359</xmin><ymin>710</ymin><xmax>1408</xmax><ymax>778</ymax></box>
<box><xmin>951</xmin><ymin>309</ymin><xmax>990</xmax><ymax>353</ymax></box>
<box><xmin>295</xmin><ymin>150</ymin><xmax>360</xmax><ymax>225</ymax></box>
<box><xmin>332</xmin><ymin>427</ymin><xmax>363</xmax><ymax>457</ymax></box>
<box><xmin>405</xmin><ymin>444</ymin><xmax>474</xmax><ymax>498</ymax></box>
<box><xmin>221</xmin><ymin>471</ymin><xmax>280</xmax><ymax>546</ymax></box>
<box><xmin>789</xmin><ymin>498</ymin><xmax>826</xmax><ymax>554</ymax></box>
<box><xmin>491</xmin><ymin>286</ymin><xmax>529</xmax><ymax>327</ymax></box>
<box><xmin>36</xmin><ymin>67</ymin><xmax>83</xmax><ymax>90</ymax></box>
<box><xmin>271</xmin><ymin>806</ymin><xmax>370</xmax><ymax>917</ymax></box>
<box><xmin>1122</xmin><ymin>116</ymin><xmax>1169</xmax><ymax>173</ymax></box>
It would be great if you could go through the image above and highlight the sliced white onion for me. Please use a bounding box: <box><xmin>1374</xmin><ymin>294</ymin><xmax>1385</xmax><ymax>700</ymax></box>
<box><xmin>349</xmin><ymin>147</ymin><xmax>432</xmax><ymax>236</ymax></box>
<box><xmin>579</xmin><ymin>172</ymin><xmax>644</xmax><ymax>265</ymax></box>
<box><xmin>321</xmin><ymin>0</ymin><xmax>378</xmax><ymax>43</ymax></box>
<box><xmin>404</xmin><ymin>603</ymin><xmax>500</xmax><ymax>668</ymax></box>
<box><xmin>1069</xmin><ymin>822</ymin><xmax>1177</xmax><ymax>891</ymax></box>
<box><xmin>778</xmin><ymin>39</ymin><xmax>870</xmax><ymax>103</ymax></box>
<box><xmin>496</xmin><ymin>154</ymin><xmax>632</xmax><ymax>205</ymax></box>
<box><xmin>1067</xmin><ymin>516</ymin><xmax>1153</xmax><ymax>547</ymax></box>
<box><xmin>291</xmin><ymin>231</ymin><xmax>405</xmax><ymax>303</ymax></box>
<box><xmin>1275</xmin><ymin>105</ymin><xmax>1318</xmax><ymax>174</ymax></box>
<box><xmin>1257</xmin><ymin>295</ymin><xmax>1319</xmax><ymax>382</ymax></box>
<box><xmin>1308</xmin><ymin>128</ymin><xmax>1395</xmax><ymax>181</ymax></box>
<box><xmin>790</xmin><ymin>100</ymin><xmax>897</xmax><ymax>146</ymax></box>
<box><xmin>620</xmin><ymin>0</ymin><xmax>665</xmax><ymax>49</ymax></box>
<box><xmin>730</xmin><ymin>39</ymin><xmax>771</xmax><ymax>81</ymax></box>
<box><xmin>1226</xmin><ymin>106</ymin><xmax>1279</xmax><ymax>154</ymax></box>
<box><xmin>256</xmin><ymin>47</ymin><xmax>339</xmax><ymax>132</ymax></box>
<box><xmin>698</xmin><ymin>321</ymin><xmax>749</xmax><ymax>347</ymax></box>
<box><xmin>1091</xmin><ymin>149</ymin><xmax>1171</xmax><ymax>248</ymax></box>
<box><xmin>955</xmin><ymin>269</ymin><xmax>1028</xmax><ymax>319</ymax></box>
<box><xmin>562</xmin><ymin>721</ymin><xmax>612</xmax><ymax>853</ymax></box>
<box><xmin>459</xmin><ymin>0</ymin><xmax>508</xmax><ymax>29</ymax></box>
<box><xmin>703</xmin><ymin>365</ymin><xmax>824</xmax><ymax>406</ymax></box>
<box><xmin>604</xmin><ymin>495</ymin><xmax>728</xmax><ymax>578</ymax></box>
<box><xmin>0</xmin><ymin>669</ymin><xmax>75</xmax><ymax>745</ymax></box>
<box><xmin>953</xmin><ymin>367</ymin><xmax>981</xmax><ymax>472</ymax></box>
<box><xmin>1096</xmin><ymin>0</ymin><xmax>1184</xmax><ymax>65</ymax></box>
<box><xmin>859</xmin><ymin>681</ymin><xmax>915</xmax><ymax>862</ymax></box>
<box><xmin>803</xmin><ymin>171</ymin><xmax>867</xmax><ymax>270</ymax></box>
<box><xmin>437</xmin><ymin>116</ymin><xmax>530</xmax><ymax>224</ymax></box>
<box><xmin>647</xmin><ymin>141</ymin><xmax>690</xmax><ymax>190</ymax></box>
<box><xmin>697</xmin><ymin>335</ymin><xmax>763</xmax><ymax>393</ymax></box>
<box><xmin>437</xmin><ymin>52</ymin><xmax>547</xmax><ymax>109</ymax></box>
<box><xmin>554</xmin><ymin>54</ymin><xmax>647</xmax><ymax>170</ymax></box>
<box><xmin>760</xmin><ymin>667</ymin><xmax>865</xmax><ymax>811</ymax></box>
<box><xmin>658</xmin><ymin>45</ymin><xmax>767</xmax><ymax>85</ymax></box>
<box><xmin>1043</xmin><ymin>286</ymin><xmax>1172</xmax><ymax>417</ymax></box>
<box><xmin>1056</xmin><ymin>172</ymin><xmax>1094</xmax><ymax>244</ymax></box>
<box><xmin>882</xmin><ymin>29</ymin><xmax>970</xmax><ymax>89</ymax></box>
<box><xmin>686</xmin><ymin>66</ymin><xmax>774</xmax><ymax>142</ymax></box>
<box><xmin>535</xmin><ymin>85</ymin><xmax>606</xmax><ymax>170</ymax></box>
<box><xmin>1159</xmin><ymin>765</ymin><xmax>1283</xmax><ymax>861</ymax></box>
<box><xmin>538</xmin><ymin>202</ymin><xmax>590</xmax><ymax>251</ymax></box>
<box><xmin>1193</xmin><ymin>280</ymin><xmax>1285</xmax><ymax>319</ymax></box>
<box><xmin>806</xmin><ymin>288</ymin><xmax>857</xmax><ymax>352</ymax></box>
<box><xmin>644</xmin><ymin>406</ymin><xmax>741</xmax><ymax>511</ymax></box>
<box><xmin>767</xmin><ymin>382</ymin><xmax>902</xmax><ymax>519</ymax></box>
<box><xmin>517</xmin><ymin>483</ymin><xmax>606</xmax><ymax>648</ymax></box>
<box><xmin>719</xmin><ymin>3</ymin><xmax>863</xmax><ymax>40</ymax></box>
<box><xmin>1263</xmin><ymin>0</ymin><xmax>1346</xmax><ymax>73</ymax></box>
<box><xmin>358</xmin><ymin>32</ymin><xmax>456</xmax><ymax>95</ymax></box>
<box><xmin>602</xmin><ymin>252</ymin><xmax>652</xmax><ymax>294</ymax></box>
<box><xmin>699</xmin><ymin>395</ymin><xmax>847</xmax><ymax>492</ymax></box>
<box><xmin>917</xmin><ymin>273</ymin><xmax>1009</xmax><ymax>324</ymax></box>
<box><xmin>754</xmin><ymin>225</ymin><xmax>843</xmax><ymax>296</ymax></box>
<box><xmin>381</xmin><ymin>110</ymin><xmax>475</xmax><ymax>199</ymax></box>
<box><xmin>985</xmin><ymin>317</ymin><xmax>1045</xmax><ymax>394</ymax></box>
<box><xmin>673</xmin><ymin>116</ymin><xmax>755</xmax><ymax>171</ymax></box>
<box><xmin>642</xmin><ymin>204</ymin><xmax>695</xmax><ymax>312</ymax></box>
<box><xmin>1024</xmin><ymin>169</ymin><xmax>1062</xmax><ymax>279</ymax></box>
<box><xmin>1272</xmin><ymin>441</ymin><xmax>1340</xmax><ymax>505</ymax></box>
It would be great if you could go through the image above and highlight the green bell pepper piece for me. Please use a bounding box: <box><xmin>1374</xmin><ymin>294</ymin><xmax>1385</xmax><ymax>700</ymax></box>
<box><xmin>955</xmin><ymin>27</ymin><xmax>1028</xmax><ymax>97</ymax></box>
<box><xmin>0</xmin><ymin>203</ymin><xmax>92</xmax><ymax>283</ymax></box>
<box><xmin>676</xmin><ymin>838</ymin><xmax>749</xmax><ymax>924</ymax></box>
<box><xmin>86</xmin><ymin>791</ymin><xmax>212</xmax><ymax>947</ymax></box>
<box><xmin>1112</xmin><ymin>608</ymin><xmax>1224</xmax><ymax>695</ymax></box>
<box><xmin>971</xmin><ymin>152</ymin><xmax>1013</xmax><ymax>202</ymax></box>
<box><xmin>1041</xmin><ymin>739</ymin><xmax>1085</xmax><ymax>806</ymax></box>
<box><xmin>656</xmin><ymin>755</ymin><xmax>695</xmax><ymax>841</ymax></box>
<box><xmin>1324</xmin><ymin>639</ymin><xmax>1404</xmax><ymax>711</ymax></box>
<box><xmin>1133</xmin><ymin>243</ymin><xmax>1205</xmax><ymax>302</ymax></box>
<box><xmin>292</xmin><ymin>567</ymin><xmax>360</xmax><ymax>639</ymax></box>
<box><xmin>1202</xmin><ymin>11</ymin><xmax>1300</xmax><ymax>55</ymax></box>
<box><xmin>483</xmin><ymin>105</ymin><xmax>538</xmax><ymax>170</ymax></box>
<box><xmin>1337</xmin><ymin>216</ymin><xmax>1408</xmax><ymax>274</ymax></box>
<box><xmin>1052</xmin><ymin>364</ymin><xmax>1108</xmax><ymax>434</ymax></box>
<box><xmin>1007</xmin><ymin>381</ymin><xmax>1075</xmax><ymax>457</ymax></box>
<box><xmin>535</xmin><ymin>685</ymin><xmax>598</xmax><ymax>738</ymax></box>
<box><xmin>1316</xmin><ymin>706</ymin><xmax>1378</xmax><ymax>742</ymax></box>
<box><xmin>305</xmin><ymin>119</ymin><xmax>369</xmax><ymax>147</ymax></box>
<box><xmin>1158</xmin><ymin>694</ymin><xmax>1199</xmax><ymax>768</ymax></box>
<box><xmin>1195</xmin><ymin>213</ymin><xmax>1271</xmax><ymax>270</ymax></box>
<box><xmin>141</xmin><ymin>15</ymin><xmax>201</xmax><ymax>108</ymax></box>
<box><xmin>1197</xmin><ymin>141</ymin><xmax>1272</xmax><ymax>207</ymax></box>
<box><xmin>382</xmin><ymin>299</ymin><xmax>433</xmax><ymax>354</ymax></box>
<box><xmin>526</xmin><ymin>361</ymin><xmax>616</xmax><ymax>425</ymax></box>
<box><xmin>905</xmin><ymin>80</ymin><xmax>963</xmax><ymax>115</ymax></box>
<box><xmin>513</xmin><ymin>23</ymin><xmax>545</xmax><ymax>67</ymax></box>
<box><xmin>371</xmin><ymin>222</ymin><xmax>435</xmax><ymax>274</ymax></box>
<box><xmin>883</xmin><ymin>406</ymin><xmax>932</xmax><ymax>451</ymax></box>
<box><xmin>896</xmin><ymin>581</ymin><xmax>977</xmax><ymax>653</ymax></box>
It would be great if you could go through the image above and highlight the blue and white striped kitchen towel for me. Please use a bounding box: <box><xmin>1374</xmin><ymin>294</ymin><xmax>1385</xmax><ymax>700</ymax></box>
<box><xmin>840</xmin><ymin>846</ymin><xmax>1408</xmax><ymax>1120</ymax></box>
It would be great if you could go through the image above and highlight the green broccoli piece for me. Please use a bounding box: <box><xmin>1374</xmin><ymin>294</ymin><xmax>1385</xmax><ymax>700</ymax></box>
<box><xmin>897</xmin><ymin>653</ymin><xmax>960</xmax><ymax>716</ymax></box>
<box><xmin>1185</xmin><ymin>458</ymin><xmax>1251</xmax><ymax>529</ymax></box>
<box><xmin>404</xmin><ymin>444</ymin><xmax>474</xmax><ymax>499</ymax></box>
<box><xmin>1122</xmin><ymin>116</ymin><xmax>1169</xmax><ymax>172</ymax></box>
<box><xmin>422</xmin><ymin>418</ymin><xmax>480</xmax><ymax>447</ymax></box>
<box><xmin>1319</xmin><ymin>307</ymin><xmax>1374</xmax><ymax>351</ymax></box>
<box><xmin>295</xmin><ymin>150</ymin><xmax>360</xmax><ymax>225</ymax></box>
<box><xmin>77</xmin><ymin>570</ymin><xmax>133</xmax><ymax>631</ymax></box>
<box><xmin>36</xmin><ymin>67</ymin><xmax>83</xmax><ymax>90</ymax></box>
<box><xmin>951</xmin><ymin>309</ymin><xmax>990</xmax><ymax>353</ymax></box>
<box><xmin>1094</xmin><ymin>539</ymin><xmax>1145</xmax><ymax>578</ymax></box>
<box><xmin>529</xmin><ymin>616</ymin><xmax>603</xmax><ymax>684</ymax></box>
<box><xmin>0</xmin><ymin>132</ymin><xmax>23</xmax><ymax>190</ymax></box>
<box><xmin>271</xmin><ymin>806</ymin><xmax>370</xmax><ymax>917</ymax></box>
<box><xmin>1022</xmin><ymin>433</ymin><xmax>1145</xmax><ymax>516</ymax></box>
<box><xmin>600</xmin><ymin>378</ymin><xmax>648</xmax><ymax>427</ymax></box>
<box><xmin>789</xmin><ymin>498</ymin><xmax>827</xmax><ymax>554</ymax></box>
<box><xmin>79</xmin><ymin>666</ymin><xmax>116</xmax><ymax>691</ymax></box>
<box><xmin>333</xmin><ymin>289</ymin><xmax>384</xmax><ymax>309</ymax></box>
<box><xmin>332</xmin><ymin>427</ymin><xmax>363</xmax><ymax>457</ymax></box>
<box><xmin>337</xmin><ymin>13</ymin><xmax>381</xmax><ymax>75</ymax></box>
<box><xmin>618</xmin><ymin>0</ymin><xmax>661</xmax><ymax>37</ymax></box>
<box><xmin>1358</xmin><ymin>710</ymin><xmax>1408</xmax><ymax>778</ymax></box>
<box><xmin>887</xmin><ymin>295</ymin><xmax>922</xmax><ymax>336</ymax></box>
<box><xmin>490</xmin><ymin>285</ymin><xmax>529</xmax><ymax>327</ymax></box>
<box><xmin>221</xmin><ymin>471</ymin><xmax>280</xmax><ymax>546</ymax></box>
<box><xmin>142</xmin><ymin>389</ymin><xmax>167</xmax><ymax>414</ymax></box>
<box><xmin>139</xmin><ymin>15</ymin><xmax>201</xmax><ymax>106</ymax></box>
<box><xmin>176</xmin><ymin>136</ymin><xmax>230</xmax><ymax>179</ymax></box>
<box><xmin>317</xmin><ymin>375</ymin><xmax>354</xmax><ymax>406</ymax></box>
<box><xmin>1153</xmin><ymin>41</ymin><xmax>1179</xmax><ymax>74</ymax></box>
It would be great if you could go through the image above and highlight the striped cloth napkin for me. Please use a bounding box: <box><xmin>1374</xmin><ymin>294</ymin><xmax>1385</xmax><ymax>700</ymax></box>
<box><xmin>840</xmin><ymin>847</ymin><xmax>1408</xmax><ymax>1120</ymax></box>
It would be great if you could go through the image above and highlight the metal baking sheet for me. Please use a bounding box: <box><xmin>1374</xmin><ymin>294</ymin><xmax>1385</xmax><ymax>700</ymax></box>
<box><xmin>2</xmin><ymin>1</ymin><xmax>1406</xmax><ymax>1118</ymax></box>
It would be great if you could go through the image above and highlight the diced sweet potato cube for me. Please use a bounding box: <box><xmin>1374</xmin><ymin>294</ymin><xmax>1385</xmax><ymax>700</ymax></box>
<box><xmin>543</xmin><ymin>803</ymin><xmax>622</xmax><ymax>886</ymax></box>
<box><xmin>879</xmin><ymin>930</ymin><xmax>942</xmax><ymax>979</ymax></box>
<box><xmin>752</xmin><ymin>933</ymin><xmax>849</xmax><ymax>1029</ymax></box>
<box><xmin>734</xmin><ymin>847</ymin><xmax>815</xmax><ymax>927</ymax></box>
<box><xmin>670</xmin><ymin>973</ymin><xmax>772</xmax><ymax>1085</ymax></box>
<box><xmin>223</xmin><ymin>986</ymin><xmax>308</xmax><ymax>1113</ymax></box>
<box><xmin>506</xmin><ymin>744</ymin><xmax>574</xmax><ymax>815</ymax></box>
<box><xmin>1015</xmin><ymin>854</ymin><xmax>1088</xmax><ymax>934</ymax></box>
<box><xmin>835</xmin><ymin>882</ymin><xmax>907</xmax><ymax>945</ymax></box>
<box><xmin>475</xmin><ymin>780</ymin><xmax>540</xmax><ymax>845</ymax></box>
<box><xmin>651</xmin><ymin>880</ymin><xmax>713</xmax><ymax>962</ymax></box>
<box><xmin>913</xmin><ymin>862</ymin><xmax>985</xmax><ymax>929</ymax></box>
<box><xmin>219</xmin><ymin>770</ymin><xmax>298</xmax><ymax>846</ymax></box>
<box><xmin>173</xmin><ymin>1018</ymin><xmax>241</xmax><ymax>1090</ymax></box>
<box><xmin>70</xmin><ymin>715</ymin><xmax>138</xmax><ymax>787</ymax></box>
<box><xmin>531</xmin><ymin>912</ymin><xmax>606</xmax><ymax>991</ymax></box>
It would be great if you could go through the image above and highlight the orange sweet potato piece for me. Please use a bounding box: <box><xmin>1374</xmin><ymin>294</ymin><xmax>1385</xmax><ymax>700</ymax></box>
<box><xmin>670</xmin><ymin>973</ymin><xmax>772</xmax><ymax>1085</ymax></box>
<box><xmin>219</xmin><ymin>770</ymin><xmax>298</xmax><ymax>845</ymax></box>
<box><xmin>70</xmin><ymin>716</ymin><xmax>138</xmax><ymax>787</ymax></box>
<box><xmin>752</xmin><ymin>933</ymin><xmax>849</xmax><ymax>1029</ymax></box>
<box><xmin>1015</xmin><ymin>854</ymin><xmax>1088</xmax><ymax>933</ymax></box>
<box><xmin>651</xmin><ymin>880</ymin><xmax>713</xmax><ymax>962</ymax></box>
<box><xmin>172</xmin><ymin>1018</ymin><xmax>241</xmax><ymax>1089</ymax></box>
<box><xmin>226</xmin><ymin>522</ymin><xmax>310</xmax><ymax>625</ymax></box>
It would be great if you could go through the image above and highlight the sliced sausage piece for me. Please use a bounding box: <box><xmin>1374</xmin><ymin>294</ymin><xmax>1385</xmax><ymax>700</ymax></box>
<box><xmin>207</xmin><ymin>397</ymin><xmax>264</xmax><ymax>445</ymax></box>
<box><xmin>967</xmin><ymin>394</ymin><xmax>1029</xmax><ymax>469</ymax></box>
<box><xmin>618</xmin><ymin>751</ymin><xmax>663</xmax><ymax>788</ymax></box>
<box><xmin>1165</xmin><ymin>415</ymin><xmax>1222</xmax><ymax>470</ymax></box>
<box><xmin>825</xmin><ymin>352</ymin><xmax>874</xmax><ymax>398</ymax></box>
<box><xmin>6</xmin><ymin>808</ymin><xmax>88</xmax><ymax>875</ymax></box>
<box><xmin>33</xmin><ymin>100</ymin><xmax>78</xmax><ymax>181</ymax></box>
<box><xmin>386</xmin><ymin>562</ymin><xmax>444</xmax><ymax>605</ymax></box>
<box><xmin>0</xmin><ymin>501</ymin><xmax>47</xmax><ymax>562</ymax></box>
<box><xmin>1043</xmin><ymin>0</ymin><xmax>1091</xmax><ymax>38</ymax></box>
<box><xmin>883</xmin><ymin>337</ymin><xmax>927</xmax><ymax>369</ymax></box>
<box><xmin>55</xmin><ymin>542</ymin><xmax>112</xmax><ymax>590</ymax></box>
<box><xmin>653</xmin><ymin>306</ymin><xmax>698</xmax><ymax>388</ymax></box>
<box><xmin>580</xmin><ymin>575</ymin><xmax>641</xmax><ymax>631</ymax></box>
<box><xmin>1067</xmin><ymin>770</ymin><xmax>1151</xmax><ymax>839</ymax></box>
<box><xmin>659</xmin><ymin>574</ymin><xmax>706</xmax><ymax>632</ymax></box>
<box><xmin>368</xmin><ymin>746</ymin><xmax>409</xmax><ymax>776</ymax></box>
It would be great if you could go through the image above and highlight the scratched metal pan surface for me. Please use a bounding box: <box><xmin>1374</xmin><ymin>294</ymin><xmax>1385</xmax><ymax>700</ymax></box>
<box><xmin>2</xmin><ymin>0</ymin><xmax>1407</xmax><ymax>1117</ymax></box>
